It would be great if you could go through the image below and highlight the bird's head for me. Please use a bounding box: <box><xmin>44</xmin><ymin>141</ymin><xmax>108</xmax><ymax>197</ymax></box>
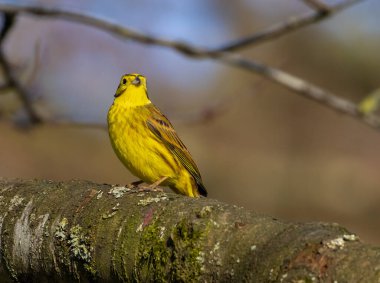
<box><xmin>113</xmin><ymin>73</ymin><xmax>150</xmax><ymax>107</ymax></box>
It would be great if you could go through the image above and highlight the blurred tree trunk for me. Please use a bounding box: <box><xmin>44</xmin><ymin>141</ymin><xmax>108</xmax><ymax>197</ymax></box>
<box><xmin>0</xmin><ymin>179</ymin><xmax>379</xmax><ymax>282</ymax></box>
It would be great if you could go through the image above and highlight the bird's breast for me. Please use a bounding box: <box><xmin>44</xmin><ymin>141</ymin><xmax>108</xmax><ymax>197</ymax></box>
<box><xmin>107</xmin><ymin>105</ymin><xmax>178</xmax><ymax>183</ymax></box>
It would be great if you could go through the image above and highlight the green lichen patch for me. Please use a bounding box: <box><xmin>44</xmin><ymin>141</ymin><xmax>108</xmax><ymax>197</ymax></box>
<box><xmin>67</xmin><ymin>224</ymin><xmax>98</xmax><ymax>278</ymax></box>
<box><xmin>196</xmin><ymin>206</ymin><xmax>212</xmax><ymax>218</ymax></box>
<box><xmin>137</xmin><ymin>194</ymin><xmax>168</xmax><ymax>206</ymax></box>
<box><xmin>135</xmin><ymin>217</ymin><xmax>206</xmax><ymax>282</ymax></box>
<box><xmin>8</xmin><ymin>195</ymin><xmax>24</xmax><ymax>211</ymax></box>
<box><xmin>168</xmin><ymin>218</ymin><xmax>205</xmax><ymax>281</ymax></box>
<box><xmin>343</xmin><ymin>234</ymin><xmax>359</xmax><ymax>241</ymax></box>
<box><xmin>136</xmin><ymin>223</ymin><xmax>170</xmax><ymax>282</ymax></box>
<box><xmin>108</xmin><ymin>185</ymin><xmax>131</xmax><ymax>198</ymax></box>
<box><xmin>55</xmin><ymin>220</ymin><xmax>98</xmax><ymax>278</ymax></box>
<box><xmin>96</xmin><ymin>190</ymin><xmax>103</xmax><ymax>200</ymax></box>
<box><xmin>209</xmin><ymin>241</ymin><xmax>222</xmax><ymax>266</ymax></box>
<box><xmin>55</xmin><ymin>217</ymin><xmax>69</xmax><ymax>241</ymax></box>
<box><xmin>324</xmin><ymin>237</ymin><xmax>345</xmax><ymax>250</ymax></box>
<box><xmin>102</xmin><ymin>211</ymin><xmax>117</xmax><ymax>219</ymax></box>
<box><xmin>102</xmin><ymin>203</ymin><xmax>120</xmax><ymax>219</ymax></box>
<box><xmin>68</xmin><ymin>225</ymin><xmax>92</xmax><ymax>263</ymax></box>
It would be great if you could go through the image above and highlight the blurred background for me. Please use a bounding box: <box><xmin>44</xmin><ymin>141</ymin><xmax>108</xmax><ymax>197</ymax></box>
<box><xmin>0</xmin><ymin>0</ymin><xmax>380</xmax><ymax>243</ymax></box>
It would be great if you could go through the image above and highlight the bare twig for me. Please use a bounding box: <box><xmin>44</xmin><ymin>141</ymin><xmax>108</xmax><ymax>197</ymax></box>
<box><xmin>0</xmin><ymin>1</ymin><xmax>364</xmax><ymax>56</ymax></box>
<box><xmin>0</xmin><ymin>1</ymin><xmax>376</xmax><ymax>130</ymax></box>
<box><xmin>0</xmin><ymin>12</ymin><xmax>14</xmax><ymax>41</ymax></box>
<box><xmin>213</xmin><ymin>0</ymin><xmax>362</xmax><ymax>52</ymax></box>
<box><xmin>0</xmin><ymin>12</ymin><xmax>41</xmax><ymax>124</ymax></box>
<box><xmin>301</xmin><ymin>0</ymin><xmax>332</xmax><ymax>14</ymax></box>
<box><xmin>220</xmin><ymin>54</ymin><xmax>361</xmax><ymax>116</ymax></box>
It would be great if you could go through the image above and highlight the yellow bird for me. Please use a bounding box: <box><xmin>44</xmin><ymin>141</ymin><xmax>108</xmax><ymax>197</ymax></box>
<box><xmin>107</xmin><ymin>73</ymin><xmax>207</xmax><ymax>198</ymax></box>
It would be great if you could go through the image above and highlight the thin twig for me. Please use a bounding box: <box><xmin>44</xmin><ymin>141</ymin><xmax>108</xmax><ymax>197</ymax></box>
<box><xmin>213</xmin><ymin>0</ymin><xmax>362</xmax><ymax>52</ymax></box>
<box><xmin>220</xmin><ymin>54</ymin><xmax>361</xmax><ymax>116</ymax></box>
<box><xmin>301</xmin><ymin>0</ymin><xmax>332</xmax><ymax>14</ymax></box>
<box><xmin>0</xmin><ymin>12</ymin><xmax>14</xmax><ymax>41</ymax></box>
<box><xmin>0</xmin><ymin>0</ymin><xmax>364</xmax><ymax>56</ymax></box>
<box><xmin>0</xmin><ymin>12</ymin><xmax>41</xmax><ymax>124</ymax></box>
<box><xmin>0</xmin><ymin>1</ymin><xmax>376</xmax><ymax>130</ymax></box>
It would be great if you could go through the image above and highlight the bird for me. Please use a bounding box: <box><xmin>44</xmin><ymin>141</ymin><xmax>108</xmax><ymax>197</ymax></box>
<box><xmin>107</xmin><ymin>73</ymin><xmax>207</xmax><ymax>198</ymax></box>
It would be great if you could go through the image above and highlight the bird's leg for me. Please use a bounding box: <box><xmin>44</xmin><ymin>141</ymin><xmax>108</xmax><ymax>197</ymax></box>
<box><xmin>126</xmin><ymin>180</ymin><xmax>144</xmax><ymax>189</ymax></box>
<box><xmin>137</xmin><ymin>176</ymin><xmax>168</xmax><ymax>192</ymax></box>
<box><xmin>148</xmin><ymin>176</ymin><xmax>168</xmax><ymax>189</ymax></box>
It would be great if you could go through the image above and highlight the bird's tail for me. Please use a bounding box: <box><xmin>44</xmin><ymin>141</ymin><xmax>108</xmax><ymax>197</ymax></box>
<box><xmin>195</xmin><ymin>180</ymin><xmax>207</xmax><ymax>197</ymax></box>
<box><xmin>173</xmin><ymin>177</ymin><xmax>208</xmax><ymax>197</ymax></box>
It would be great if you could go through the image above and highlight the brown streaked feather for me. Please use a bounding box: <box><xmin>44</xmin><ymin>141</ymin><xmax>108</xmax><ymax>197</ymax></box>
<box><xmin>145</xmin><ymin>104</ymin><xmax>207</xmax><ymax>196</ymax></box>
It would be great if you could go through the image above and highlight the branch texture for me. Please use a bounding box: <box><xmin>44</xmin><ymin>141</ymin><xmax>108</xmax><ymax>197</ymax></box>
<box><xmin>0</xmin><ymin>179</ymin><xmax>379</xmax><ymax>282</ymax></box>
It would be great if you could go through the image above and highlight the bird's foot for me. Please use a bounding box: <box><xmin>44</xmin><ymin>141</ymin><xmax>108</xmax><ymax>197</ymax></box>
<box><xmin>126</xmin><ymin>180</ymin><xmax>144</xmax><ymax>189</ymax></box>
<box><xmin>136</xmin><ymin>184</ymin><xmax>164</xmax><ymax>193</ymax></box>
<box><xmin>135</xmin><ymin>176</ymin><xmax>169</xmax><ymax>193</ymax></box>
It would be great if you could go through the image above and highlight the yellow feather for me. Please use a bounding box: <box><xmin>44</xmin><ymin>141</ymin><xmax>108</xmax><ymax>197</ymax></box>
<box><xmin>107</xmin><ymin>73</ymin><xmax>207</xmax><ymax>197</ymax></box>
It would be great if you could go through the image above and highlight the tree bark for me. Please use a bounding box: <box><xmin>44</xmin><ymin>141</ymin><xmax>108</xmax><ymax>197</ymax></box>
<box><xmin>0</xmin><ymin>178</ymin><xmax>379</xmax><ymax>282</ymax></box>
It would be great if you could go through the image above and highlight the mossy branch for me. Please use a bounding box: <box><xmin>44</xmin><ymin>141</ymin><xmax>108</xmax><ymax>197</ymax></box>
<box><xmin>0</xmin><ymin>178</ymin><xmax>379</xmax><ymax>282</ymax></box>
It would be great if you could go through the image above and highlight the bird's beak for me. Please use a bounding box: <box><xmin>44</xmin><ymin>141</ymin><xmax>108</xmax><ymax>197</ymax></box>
<box><xmin>114</xmin><ymin>84</ymin><xmax>125</xmax><ymax>97</ymax></box>
<box><xmin>131</xmin><ymin>77</ymin><xmax>141</xmax><ymax>86</ymax></box>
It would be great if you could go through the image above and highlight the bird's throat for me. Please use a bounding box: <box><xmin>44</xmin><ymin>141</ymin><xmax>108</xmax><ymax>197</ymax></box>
<box><xmin>117</xmin><ymin>87</ymin><xmax>151</xmax><ymax>107</ymax></box>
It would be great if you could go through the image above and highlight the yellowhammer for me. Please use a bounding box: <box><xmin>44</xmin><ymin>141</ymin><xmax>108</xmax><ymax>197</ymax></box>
<box><xmin>107</xmin><ymin>73</ymin><xmax>207</xmax><ymax>197</ymax></box>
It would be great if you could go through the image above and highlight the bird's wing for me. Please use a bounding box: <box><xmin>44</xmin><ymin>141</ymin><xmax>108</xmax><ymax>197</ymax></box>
<box><xmin>145</xmin><ymin>104</ymin><xmax>205</xmax><ymax>191</ymax></box>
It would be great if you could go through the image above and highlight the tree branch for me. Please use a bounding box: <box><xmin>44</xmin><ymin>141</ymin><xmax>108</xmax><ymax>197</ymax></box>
<box><xmin>0</xmin><ymin>12</ymin><xmax>41</xmax><ymax>124</ymax></box>
<box><xmin>0</xmin><ymin>1</ymin><xmax>363</xmax><ymax>55</ymax></box>
<box><xmin>213</xmin><ymin>0</ymin><xmax>362</xmax><ymax>52</ymax></box>
<box><xmin>301</xmin><ymin>0</ymin><xmax>333</xmax><ymax>14</ymax></box>
<box><xmin>0</xmin><ymin>1</ymin><xmax>376</xmax><ymax>131</ymax></box>
<box><xmin>0</xmin><ymin>178</ymin><xmax>379</xmax><ymax>282</ymax></box>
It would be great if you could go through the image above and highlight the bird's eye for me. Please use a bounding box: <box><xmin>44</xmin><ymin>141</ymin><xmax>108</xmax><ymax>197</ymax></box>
<box><xmin>122</xmin><ymin>78</ymin><xmax>127</xmax><ymax>84</ymax></box>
